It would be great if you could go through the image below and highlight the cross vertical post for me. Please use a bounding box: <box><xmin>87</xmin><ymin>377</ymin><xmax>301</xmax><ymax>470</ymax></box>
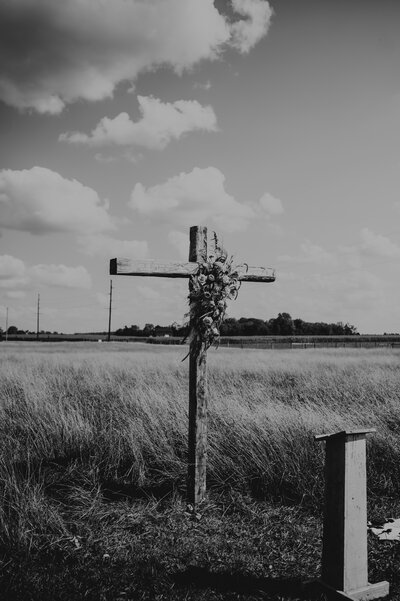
<box><xmin>188</xmin><ymin>225</ymin><xmax>208</xmax><ymax>506</ymax></box>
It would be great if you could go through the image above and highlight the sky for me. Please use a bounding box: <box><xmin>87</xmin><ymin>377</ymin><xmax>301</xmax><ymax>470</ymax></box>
<box><xmin>1</xmin><ymin>0</ymin><xmax>400</xmax><ymax>335</ymax></box>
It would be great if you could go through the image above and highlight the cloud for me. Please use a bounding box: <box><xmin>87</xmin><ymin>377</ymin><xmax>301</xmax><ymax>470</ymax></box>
<box><xmin>360</xmin><ymin>228</ymin><xmax>400</xmax><ymax>258</ymax></box>
<box><xmin>0</xmin><ymin>254</ymin><xmax>28</xmax><ymax>289</ymax></box>
<box><xmin>338</xmin><ymin>229</ymin><xmax>400</xmax><ymax>271</ymax></box>
<box><xmin>259</xmin><ymin>192</ymin><xmax>284</xmax><ymax>216</ymax></box>
<box><xmin>279</xmin><ymin>240</ymin><xmax>337</xmax><ymax>266</ymax></box>
<box><xmin>0</xmin><ymin>167</ymin><xmax>114</xmax><ymax>235</ymax></box>
<box><xmin>230</xmin><ymin>0</ymin><xmax>273</xmax><ymax>53</ymax></box>
<box><xmin>129</xmin><ymin>166</ymin><xmax>255</xmax><ymax>232</ymax></box>
<box><xmin>80</xmin><ymin>235</ymin><xmax>149</xmax><ymax>258</ymax></box>
<box><xmin>193</xmin><ymin>81</ymin><xmax>212</xmax><ymax>91</ymax></box>
<box><xmin>168</xmin><ymin>230</ymin><xmax>189</xmax><ymax>260</ymax></box>
<box><xmin>0</xmin><ymin>254</ymin><xmax>91</xmax><ymax>291</ymax></box>
<box><xmin>279</xmin><ymin>228</ymin><xmax>400</xmax><ymax>282</ymax></box>
<box><xmin>278</xmin><ymin>228</ymin><xmax>400</xmax><ymax>279</ymax></box>
<box><xmin>30</xmin><ymin>264</ymin><xmax>92</xmax><ymax>289</ymax></box>
<box><xmin>94</xmin><ymin>154</ymin><xmax>117</xmax><ymax>164</ymax></box>
<box><xmin>60</xmin><ymin>96</ymin><xmax>217</xmax><ymax>149</ymax></box>
<box><xmin>273</xmin><ymin>261</ymin><xmax>387</xmax><ymax>331</ymax></box>
<box><xmin>0</xmin><ymin>0</ymin><xmax>272</xmax><ymax>114</ymax></box>
<box><xmin>308</xmin><ymin>269</ymin><xmax>385</xmax><ymax>312</ymax></box>
<box><xmin>274</xmin><ymin>229</ymin><xmax>400</xmax><ymax>331</ymax></box>
<box><xmin>0</xmin><ymin>254</ymin><xmax>26</xmax><ymax>280</ymax></box>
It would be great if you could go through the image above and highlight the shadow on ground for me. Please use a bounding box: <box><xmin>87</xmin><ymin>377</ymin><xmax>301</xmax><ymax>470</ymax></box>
<box><xmin>172</xmin><ymin>566</ymin><xmax>327</xmax><ymax>600</ymax></box>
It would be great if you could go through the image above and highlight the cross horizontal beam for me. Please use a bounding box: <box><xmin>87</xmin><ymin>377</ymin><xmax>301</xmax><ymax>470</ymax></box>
<box><xmin>110</xmin><ymin>258</ymin><xmax>275</xmax><ymax>283</ymax></box>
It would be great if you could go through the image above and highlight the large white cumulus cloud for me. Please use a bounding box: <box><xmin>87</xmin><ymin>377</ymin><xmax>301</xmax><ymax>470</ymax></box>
<box><xmin>0</xmin><ymin>254</ymin><xmax>92</xmax><ymax>291</ymax></box>
<box><xmin>0</xmin><ymin>0</ymin><xmax>273</xmax><ymax>114</ymax></box>
<box><xmin>129</xmin><ymin>166</ymin><xmax>255</xmax><ymax>232</ymax></box>
<box><xmin>60</xmin><ymin>96</ymin><xmax>218</xmax><ymax>149</ymax></box>
<box><xmin>30</xmin><ymin>264</ymin><xmax>92</xmax><ymax>289</ymax></box>
<box><xmin>230</xmin><ymin>0</ymin><xmax>273</xmax><ymax>53</ymax></box>
<box><xmin>80</xmin><ymin>235</ymin><xmax>149</xmax><ymax>258</ymax></box>
<box><xmin>360</xmin><ymin>228</ymin><xmax>400</xmax><ymax>258</ymax></box>
<box><xmin>0</xmin><ymin>254</ymin><xmax>28</xmax><ymax>289</ymax></box>
<box><xmin>0</xmin><ymin>166</ymin><xmax>114</xmax><ymax>235</ymax></box>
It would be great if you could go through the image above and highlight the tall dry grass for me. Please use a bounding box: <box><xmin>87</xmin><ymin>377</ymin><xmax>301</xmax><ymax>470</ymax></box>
<box><xmin>1</xmin><ymin>342</ymin><xmax>400</xmax><ymax>552</ymax></box>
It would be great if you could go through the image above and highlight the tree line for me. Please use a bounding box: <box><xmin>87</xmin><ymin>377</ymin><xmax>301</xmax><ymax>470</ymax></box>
<box><xmin>115</xmin><ymin>313</ymin><xmax>358</xmax><ymax>338</ymax></box>
<box><xmin>0</xmin><ymin>326</ymin><xmax>61</xmax><ymax>336</ymax></box>
<box><xmin>0</xmin><ymin>313</ymin><xmax>359</xmax><ymax>340</ymax></box>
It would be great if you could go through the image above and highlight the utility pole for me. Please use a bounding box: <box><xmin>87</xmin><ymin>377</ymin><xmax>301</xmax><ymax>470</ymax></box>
<box><xmin>107</xmin><ymin>280</ymin><xmax>113</xmax><ymax>342</ymax></box>
<box><xmin>5</xmin><ymin>306</ymin><xmax>8</xmax><ymax>342</ymax></box>
<box><xmin>36</xmin><ymin>293</ymin><xmax>40</xmax><ymax>341</ymax></box>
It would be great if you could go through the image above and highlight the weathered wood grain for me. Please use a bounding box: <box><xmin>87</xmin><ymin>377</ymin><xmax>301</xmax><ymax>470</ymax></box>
<box><xmin>188</xmin><ymin>343</ymin><xmax>207</xmax><ymax>506</ymax></box>
<box><xmin>187</xmin><ymin>225</ymin><xmax>208</xmax><ymax>507</ymax></box>
<box><xmin>238</xmin><ymin>266</ymin><xmax>276</xmax><ymax>282</ymax></box>
<box><xmin>315</xmin><ymin>429</ymin><xmax>389</xmax><ymax>599</ymax></box>
<box><xmin>110</xmin><ymin>258</ymin><xmax>275</xmax><ymax>282</ymax></box>
<box><xmin>110</xmin><ymin>258</ymin><xmax>197</xmax><ymax>277</ymax></box>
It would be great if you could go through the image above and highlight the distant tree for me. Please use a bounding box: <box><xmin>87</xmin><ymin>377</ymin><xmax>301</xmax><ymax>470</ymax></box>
<box><xmin>237</xmin><ymin>317</ymin><xmax>269</xmax><ymax>336</ymax></box>
<box><xmin>170</xmin><ymin>322</ymin><xmax>180</xmax><ymax>336</ymax></box>
<box><xmin>154</xmin><ymin>325</ymin><xmax>174</xmax><ymax>336</ymax></box>
<box><xmin>174</xmin><ymin>323</ymin><xmax>190</xmax><ymax>337</ymax></box>
<box><xmin>220</xmin><ymin>317</ymin><xmax>238</xmax><ymax>336</ymax></box>
<box><xmin>115</xmin><ymin>314</ymin><xmax>358</xmax><ymax>339</ymax></box>
<box><xmin>115</xmin><ymin>324</ymin><xmax>143</xmax><ymax>336</ymax></box>
<box><xmin>344</xmin><ymin>322</ymin><xmax>358</xmax><ymax>335</ymax></box>
<box><xmin>143</xmin><ymin>323</ymin><xmax>155</xmax><ymax>336</ymax></box>
<box><xmin>269</xmin><ymin>312</ymin><xmax>294</xmax><ymax>336</ymax></box>
<box><xmin>293</xmin><ymin>318</ymin><xmax>304</xmax><ymax>335</ymax></box>
<box><xmin>7</xmin><ymin>325</ymin><xmax>18</xmax><ymax>335</ymax></box>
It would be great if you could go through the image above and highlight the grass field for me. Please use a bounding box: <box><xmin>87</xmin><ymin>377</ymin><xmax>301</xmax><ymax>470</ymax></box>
<box><xmin>1</xmin><ymin>342</ymin><xmax>400</xmax><ymax>600</ymax></box>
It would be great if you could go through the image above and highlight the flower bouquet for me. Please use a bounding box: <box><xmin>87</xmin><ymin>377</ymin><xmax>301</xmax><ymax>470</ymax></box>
<box><xmin>183</xmin><ymin>233</ymin><xmax>246</xmax><ymax>357</ymax></box>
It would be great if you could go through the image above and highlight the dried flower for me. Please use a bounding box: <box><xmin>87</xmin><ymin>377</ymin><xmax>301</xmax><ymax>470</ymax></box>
<box><xmin>213</xmin><ymin>261</ymin><xmax>225</xmax><ymax>272</ymax></box>
<box><xmin>183</xmin><ymin>233</ymin><xmax>242</xmax><ymax>357</ymax></box>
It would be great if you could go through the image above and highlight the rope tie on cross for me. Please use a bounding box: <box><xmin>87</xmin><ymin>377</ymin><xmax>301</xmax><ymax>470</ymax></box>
<box><xmin>110</xmin><ymin>225</ymin><xmax>276</xmax><ymax>506</ymax></box>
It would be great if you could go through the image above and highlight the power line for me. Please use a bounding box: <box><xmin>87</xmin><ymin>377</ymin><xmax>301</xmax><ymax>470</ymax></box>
<box><xmin>36</xmin><ymin>293</ymin><xmax>40</xmax><ymax>341</ymax></box>
<box><xmin>107</xmin><ymin>279</ymin><xmax>113</xmax><ymax>342</ymax></box>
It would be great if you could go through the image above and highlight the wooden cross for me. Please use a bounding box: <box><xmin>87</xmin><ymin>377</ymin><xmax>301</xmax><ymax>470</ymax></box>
<box><xmin>110</xmin><ymin>225</ymin><xmax>275</xmax><ymax>506</ymax></box>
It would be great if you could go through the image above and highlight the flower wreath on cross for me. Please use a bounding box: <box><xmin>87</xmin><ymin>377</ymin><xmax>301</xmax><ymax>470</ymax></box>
<box><xmin>184</xmin><ymin>233</ymin><xmax>247</xmax><ymax>356</ymax></box>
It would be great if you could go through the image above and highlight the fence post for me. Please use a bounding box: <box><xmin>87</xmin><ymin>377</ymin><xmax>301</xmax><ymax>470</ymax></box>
<box><xmin>314</xmin><ymin>429</ymin><xmax>389</xmax><ymax>600</ymax></box>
